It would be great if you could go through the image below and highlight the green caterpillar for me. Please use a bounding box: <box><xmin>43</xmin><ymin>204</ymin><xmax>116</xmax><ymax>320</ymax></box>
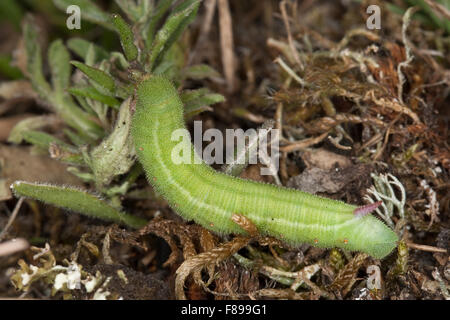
<box><xmin>131</xmin><ymin>76</ymin><xmax>398</xmax><ymax>259</ymax></box>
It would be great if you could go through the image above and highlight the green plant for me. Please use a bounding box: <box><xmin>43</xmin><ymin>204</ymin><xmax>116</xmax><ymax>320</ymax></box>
<box><xmin>11</xmin><ymin>0</ymin><xmax>224</xmax><ymax>227</ymax></box>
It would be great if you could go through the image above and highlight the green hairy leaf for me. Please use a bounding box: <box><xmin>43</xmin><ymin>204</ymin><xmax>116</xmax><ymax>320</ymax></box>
<box><xmin>69</xmin><ymin>86</ymin><xmax>121</xmax><ymax>108</ymax></box>
<box><xmin>148</xmin><ymin>0</ymin><xmax>200</xmax><ymax>70</ymax></box>
<box><xmin>48</xmin><ymin>40</ymin><xmax>71</xmax><ymax>93</ymax></box>
<box><xmin>114</xmin><ymin>0</ymin><xmax>144</xmax><ymax>23</ymax></box>
<box><xmin>23</xmin><ymin>15</ymin><xmax>51</xmax><ymax>97</ymax></box>
<box><xmin>21</xmin><ymin>16</ymin><xmax>104</xmax><ymax>141</ymax></box>
<box><xmin>145</xmin><ymin>0</ymin><xmax>175</xmax><ymax>50</ymax></box>
<box><xmin>11</xmin><ymin>181</ymin><xmax>146</xmax><ymax>229</ymax></box>
<box><xmin>181</xmin><ymin>88</ymin><xmax>225</xmax><ymax>118</ymax></box>
<box><xmin>21</xmin><ymin>130</ymin><xmax>76</xmax><ymax>153</ymax></box>
<box><xmin>8</xmin><ymin>115</ymin><xmax>60</xmax><ymax>144</ymax></box>
<box><xmin>111</xmin><ymin>13</ymin><xmax>138</xmax><ymax>62</ymax></box>
<box><xmin>182</xmin><ymin>64</ymin><xmax>222</xmax><ymax>80</ymax></box>
<box><xmin>71</xmin><ymin>61</ymin><xmax>116</xmax><ymax>93</ymax></box>
<box><xmin>67</xmin><ymin>38</ymin><xmax>109</xmax><ymax>62</ymax></box>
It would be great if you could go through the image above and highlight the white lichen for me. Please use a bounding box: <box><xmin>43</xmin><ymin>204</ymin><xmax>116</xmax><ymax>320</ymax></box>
<box><xmin>66</xmin><ymin>263</ymin><xmax>82</xmax><ymax>290</ymax></box>
<box><xmin>419</xmin><ymin>179</ymin><xmax>440</xmax><ymax>227</ymax></box>
<box><xmin>364</xmin><ymin>173</ymin><xmax>406</xmax><ymax>230</ymax></box>
<box><xmin>92</xmin><ymin>276</ymin><xmax>112</xmax><ymax>300</ymax></box>
<box><xmin>54</xmin><ymin>273</ymin><xmax>68</xmax><ymax>291</ymax></box>
<box><xmin>21</xmin><ymin>265</ymin><xmax>39</xmax><ymax>286</ymax></box>
<box><xmin>83</xmin><ymin>271</ymin><xmax>103</xmax><ymax>293</ymax></box>
<box><xmin>52</xmin><ymin>262</ymin><xmax>82</xmax><ymax>292</ymax></box>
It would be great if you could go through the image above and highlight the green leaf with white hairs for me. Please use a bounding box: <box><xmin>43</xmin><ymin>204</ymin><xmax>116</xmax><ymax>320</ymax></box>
<box><xmin>54</xmin><ymin>97</ymin><xmax>105</xmax><ymax>141</ymax></box>
<box><xmin>84</xmin><ymin>44</ymin><xmax>97</xmax><ymax>67</ymax></box>
<box><xmin>11</xmin><ymin>181</ymin><xmax>146</xmax><ymax>229</ymax></box>
<box><xmin>71</xmin><ymin>61</ymin><xmax>115</xmax><ymax>93</ymax></box>
<box><xmin>67</xmin><ymin>38</ymin><xmax>109</xmax><ymax>62</ymax></box>
<box><xmin>69</xmin><ymin>86</ymin><xmax>121</xmax><ymax>109</ymax></box>
<box><xmin>8</xmin><ymin>115</ymin><xmax>61</xmax><ymax>144</ymax></box>
<box><xmin>66</xmin><ymin>167</ymin><xmax>95</xmax><ymax>183</ymax></box>
<box><xmin>181</xmin><ymin>88</ymin><xmax>225</xmax><ymax>119</ymax></box>
<box><xmin>111</xmin><ymin>14</ymin><xmax>138</xmax><ymax>62</ymax></box>
<box><xmin>145</xmin><ymin>0</ymin><xmax>175</xmax><ymax>50</ymax></box>
<box><xmin>73</xmin><ymin>95</ymin><xmax>95</xmax><ymax>115</ymax></box>
<box><xmin>23</xmin><ymin>15</ymin><xmax>51</xmax><ymax>97</ymax></box>
<box><xmin>48</xmin><ymin>40</ymin><xmax>71</xmax><ymax>93</ymax></box>
<box><xmin>20</xmin><ymin>131</ymin><xmax>84</xmax><ymax>165</ymax></box>
<box><xmin>111</xmin><ymin>52</ymin><xmax>130</xmax><ymax>70</ymax></box>
<box><xmin>182</xmin><ymin>64</ymin><xmax>222</xmax><ymax>81</ymax></box>
<box><xmin>114</xmin><ymin>0</ymin><xmax>144</xmax><ymax>22</ymax></box>
<box><xmin>64</xmin><ymin>128</ymin><xmax>90</xmax><ymax>147</ymax></box>
<box><xmin>22</xmin><ymin>16</ymin><xmax>104</xmax><ymax>141</ymax></box>
<box><xmin>151</xmin><ymin>42</ymin><xmax>184</xmax><ymax>78</ymax></box>
<box><xmin>148</xmin><ymin>0</ymin><xmax>200</xmax><ymax>70</ymax></box>
<box><xmin>21</xmin><ymin>130</ymin><xmax>77</xmax><ymax>152</ymax></box>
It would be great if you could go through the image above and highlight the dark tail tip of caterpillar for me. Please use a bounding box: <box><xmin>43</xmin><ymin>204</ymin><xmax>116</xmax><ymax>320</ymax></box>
<box><xmin>353</xmin><ymin>201</ymin><xmax>383</xmax><ymax>218</ymax></box>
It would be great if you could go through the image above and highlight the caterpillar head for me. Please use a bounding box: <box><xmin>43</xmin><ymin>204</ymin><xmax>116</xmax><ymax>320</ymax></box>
<box><xmin>340</xmin><ymin>215</ymin><xmax>398</xmax><ymax>259</ymax></box>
